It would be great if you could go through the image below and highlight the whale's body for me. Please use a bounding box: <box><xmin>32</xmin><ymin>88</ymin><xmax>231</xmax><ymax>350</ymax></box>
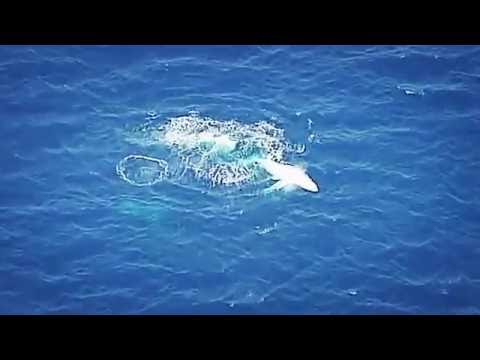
<box><xmin>257</xmin><ymin>158</ymin><xmax>319</xmax><ymax>193</ymax></box>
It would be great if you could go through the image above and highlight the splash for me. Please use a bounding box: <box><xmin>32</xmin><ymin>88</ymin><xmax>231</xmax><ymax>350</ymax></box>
<box><xmin>118</xmin><ymin>113</ymin><xmax>303</xmax><ymax>190</ymax></box>
<box><xmin>157</xmin><ymin>113</ymin><xmax>287</xmax><ymax>162</ymax></box>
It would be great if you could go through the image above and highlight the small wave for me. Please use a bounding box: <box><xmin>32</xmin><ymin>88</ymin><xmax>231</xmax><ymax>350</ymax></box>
<box><xmin>397</xmin><ymin>84</ymin><xmax>425</xmax><ymax>96</ymax></box>
<box><xmin>255</xmin><ymin>222</ymin><xmax>278</xmax><ymax>235</ymax></box>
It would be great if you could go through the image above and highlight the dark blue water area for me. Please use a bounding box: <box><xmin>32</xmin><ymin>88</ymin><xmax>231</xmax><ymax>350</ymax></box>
<box><xmin>1</xmin><ymin>45</ymin><xmax>480</xmax><ymax>314</ymax></box>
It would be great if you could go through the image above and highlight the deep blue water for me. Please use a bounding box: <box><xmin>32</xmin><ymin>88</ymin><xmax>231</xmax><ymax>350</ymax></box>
<box><xmin>1</xmin><ymin>45</ymin><xmax>480</xmax><ymax>314</ymax></box>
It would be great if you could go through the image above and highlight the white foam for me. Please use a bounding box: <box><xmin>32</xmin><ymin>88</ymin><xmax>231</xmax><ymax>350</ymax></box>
<box><xmin>155</xmin><ymin>114</ymin><xmax>289</xmax><ymax>187</ymax></box>
<box><xmin>119</xmin><ymin>113</ymin><xmax>301</xmax><ymax>189</ymax></box>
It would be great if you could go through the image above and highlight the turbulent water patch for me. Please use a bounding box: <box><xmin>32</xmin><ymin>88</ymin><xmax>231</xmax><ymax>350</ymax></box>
<box><xmin>117</xmin><ymin>112</ymin><xmax>303</xmax><ymax>190</ymax></box>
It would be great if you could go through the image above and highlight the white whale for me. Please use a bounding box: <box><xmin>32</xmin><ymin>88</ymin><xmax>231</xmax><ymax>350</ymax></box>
<box><xmin>257</xmin><ymin>158</ymin><xmax>319</xmax><ymax>193</ymax></box>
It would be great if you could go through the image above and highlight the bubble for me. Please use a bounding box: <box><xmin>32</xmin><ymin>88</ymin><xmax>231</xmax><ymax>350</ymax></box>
<box><xmin>116</xmin><ymin>155</ymin><xmax>168</xmax><ymax>187</ymax></box>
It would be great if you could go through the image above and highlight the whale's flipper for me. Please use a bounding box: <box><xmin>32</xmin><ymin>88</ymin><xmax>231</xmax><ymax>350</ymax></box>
<box><xmin>264</xmin><ymin>180</ymin><xmax>297</xmax><ymax>193</ymax></box>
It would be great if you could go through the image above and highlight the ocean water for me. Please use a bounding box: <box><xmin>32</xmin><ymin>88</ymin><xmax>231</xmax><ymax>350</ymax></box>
<box><xmin>1</xmin><ymin>45</ymin><xmax>480</xmax><ymax>315</ymax></box>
